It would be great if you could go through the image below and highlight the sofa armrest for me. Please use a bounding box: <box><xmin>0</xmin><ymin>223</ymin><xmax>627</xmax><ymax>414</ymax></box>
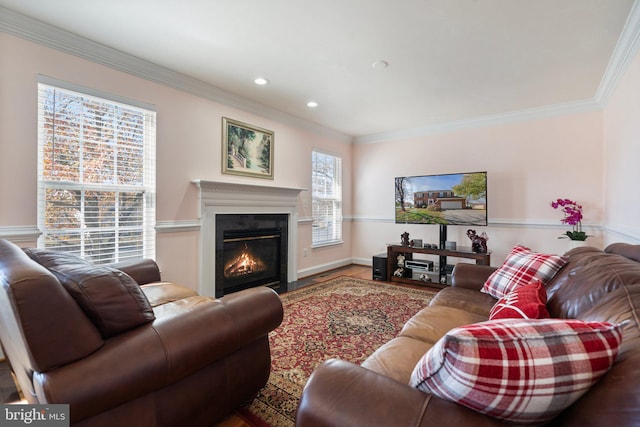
<box><xmin>450</xmin><ymin>263</ymin><xmax>496</xmax><ymax>291</ymax></box>
<box><xmin>297</xmin><ymin>359</ymin><xmax>507</xmax><ymax>427</ymax></box>
<box><xmin>110</xmin><ymin>258</ymin><xmax>161</xmax><ymax>285</ymax></box>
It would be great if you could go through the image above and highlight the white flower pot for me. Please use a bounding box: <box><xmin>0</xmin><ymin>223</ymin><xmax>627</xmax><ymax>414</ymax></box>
<box><xmin>569</xmin><ymin>240</ymin><xmax>588</xmax><ymax>249</ymax></box>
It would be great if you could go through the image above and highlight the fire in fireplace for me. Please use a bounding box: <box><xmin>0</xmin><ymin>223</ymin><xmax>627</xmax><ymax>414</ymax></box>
<box><xmin>215</xmin><ymin>214</ymin><xmax>288</xmax><ymax>297</ymax></box>
<box><xmin>225</xmin><ymin>244</ymin><xmax>260</xmax><ymax>277</ymax></box>
<box><xmin>223</xmin><ymin>229</ymin><xmax>281</xmax><ymax>291</ymax></box>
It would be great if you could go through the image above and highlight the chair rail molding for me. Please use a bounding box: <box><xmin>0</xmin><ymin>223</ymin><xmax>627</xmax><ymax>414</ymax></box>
<box><xmin>0</xmin><ymin>226</ymin><xmax>41</xmax><ymax>243</ymax></box>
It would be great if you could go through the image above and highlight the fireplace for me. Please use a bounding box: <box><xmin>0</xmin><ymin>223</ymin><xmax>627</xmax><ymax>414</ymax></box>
<box><xmin>216</xmin><ymin>214</ymin><xmax>288</xmax><ymax>296</ymax></box>
<box><xmin>194</xmin><ymin>180</ymin><xmax>304</xmax><ymax>298</ymax></box>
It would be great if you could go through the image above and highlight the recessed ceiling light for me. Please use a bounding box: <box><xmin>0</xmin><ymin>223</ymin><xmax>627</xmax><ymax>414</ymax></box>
<box><xmin>254</xmin><ymin>77</ymin><xmax>269</xmax><ymax>85</ymax></box>
<box><xmin>372</xmin><ymin>60</ymin><xmax>389</xmax><ymax>69</ymax></box>
<box><xmin>307</xmin><ymin>101</ymin><xmax>319</xmax><ymax>108</ymax></box>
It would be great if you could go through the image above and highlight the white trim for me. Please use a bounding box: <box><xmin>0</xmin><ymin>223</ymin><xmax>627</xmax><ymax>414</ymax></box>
<box><xmin>0</xmin><ymin>226</ymin><xmax>41</xmax><ymax>242</ymax></box>
<box><xmin>353</xmin><ymin>0</ymin><xmax>640</xmax><ymax>145</ymax></box>
<box><xmin>159</xmin><ymin>217</ymin><xmax>316</xmax><ymax>231</ymax></box>
<box><xmin>596</xmin><ymin>0</ymin><xmax>640</xmax><ymax>105</ymax></box>
<box><xmin>488</xmin><ymin>219</ymin><xmax>601</xmax><ymax>231</ymax></box>
<box><xmin>351</xmin><ymin>256</ymin><xmax>373</xmax><ymax>266</ymax></box>
<box><xmin>350</xmin><ymin>215</ymin><xmax>602</xmax><ymax>230</ymax></box>
<box><xmin>193</xmin><ymin>180</ymin><xmax>305</xmax><ymax>297</ymax></box>
<box><xmin>37</xmin><ymin>75</ymin><xmax>156</xmax><ymax>111</ymax></box>
<box><xmin>0</xmin><ymin>6</ymin><xmax>351</xmax><ymax>145</ymax></box>
<box><xmin>602</xmin><ymin>223</ymin><xmax>640</xmax><ymax>243</ymax></box>
<box><xmin>311</xmin><ymin>240</ymin><xmax>344</xmax><ymax>249</ymax></box>
<box><xmin>297</xmin><ymin>257</ymin><xmax>353</xmax><ymax>279</ymax></box>
<box><xmin>354</xmin><ymin>99</ymin><xmax>602</xmax><ymax>144</ymax></box>
<box><xmin>155</xmin><ymin>220</ymin><xmax>201</xmax><ymax>233</ymax></box>
<box><xmin>351</xmin><ymin>216</ymin><xmax>395</xmax><ymax>223</ymax></box>
<box><xmin>3</xmin><ymin>4</ymin><xmax>639</xmax><ymax>147</ymax></box>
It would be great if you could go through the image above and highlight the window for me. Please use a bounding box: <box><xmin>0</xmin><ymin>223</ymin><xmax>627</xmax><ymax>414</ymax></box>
<box><xmin>37</xmin><ymin>79</ymin><xmax>156</xmax><ymax>264</ymax></box>
<box><xmin>312</xmin><ymin>150</ymin><xmax>342</xmax><ymax>247</ymax></box>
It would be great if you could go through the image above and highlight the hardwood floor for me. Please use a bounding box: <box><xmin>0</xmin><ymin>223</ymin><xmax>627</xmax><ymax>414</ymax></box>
<box><xmin>0</xmin><ymin>362</ymin><xmax>21</xmax><ymax>404</ymax></box>
<box><xmin>288</xmin><ymin>263</ymin><xmax>373</xmax><ymax>290</ymax></box>
<box><xmin>0</xmin><ymin>264</ymin><xmax>375</xmax><ymax>427</ymax></box>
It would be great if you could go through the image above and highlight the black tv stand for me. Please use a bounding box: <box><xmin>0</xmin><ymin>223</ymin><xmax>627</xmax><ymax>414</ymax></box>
<box><xmin>439</xmin><ymin>224</ymin><xmax>447</xmax><ymax>250</ymax></box>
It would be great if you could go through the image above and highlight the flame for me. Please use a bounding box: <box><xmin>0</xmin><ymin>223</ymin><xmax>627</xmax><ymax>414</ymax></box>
<box><xmin>224</xmin><ymin>245</ymin><xmax>264</xmax><ymax>278</ymax></box>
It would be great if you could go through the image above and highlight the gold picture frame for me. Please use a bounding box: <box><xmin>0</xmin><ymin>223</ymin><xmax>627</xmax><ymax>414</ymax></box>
<box><xmin>222</xmin><ymin>117</ymin><xmax>274</xmax><ymax>179</ymax></box>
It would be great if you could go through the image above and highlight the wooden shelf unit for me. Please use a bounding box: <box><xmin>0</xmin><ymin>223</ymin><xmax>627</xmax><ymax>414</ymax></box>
<box><xmin>386</xmin><ymin>244</ymin><xmax>491</xmax><ymax>287</ymax></box>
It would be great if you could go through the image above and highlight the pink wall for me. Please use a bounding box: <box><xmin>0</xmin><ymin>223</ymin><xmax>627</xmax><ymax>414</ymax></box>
<box><xmin>603</xmin><ymin>47</ymin><xmax>640</xmax><ymax>244</ymax></box>
<box><xmin>2</xmin><ymin>28</ymin><xmax>638</xmax><ymax>286</ymax></box>
<box><xmin>0</xmin><ymin>33</ymin><xmax>353</xmax><ymax>289</ymax></box>
<box><xmin>351</xmin><ymin>112</ymin><xmax>605</xmax><ymax>265</ymax></box>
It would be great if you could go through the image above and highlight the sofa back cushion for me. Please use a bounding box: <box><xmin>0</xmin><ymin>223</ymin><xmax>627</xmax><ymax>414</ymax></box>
<box><xmin>0</xmin><ymin>240</ymin><xmax>103</xmax><ymax>377</ymax></box>
<box><xmin>546</xmin><ymin>246</ymin><xmax>640</xmax><ymax>323</ymax></box>
<box><xmin>25</xmin><ymin>249</ymin><xmax>155</xmax><ymax>338</ymax></box>
<box><xmin>110</xmin><ymin>258</ymin><xmax>162</xmax><ymax>285</ymax></box>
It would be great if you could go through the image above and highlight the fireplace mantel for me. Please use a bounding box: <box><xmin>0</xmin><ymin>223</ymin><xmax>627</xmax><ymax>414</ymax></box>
<box><xmin>193</xmin><ymin>180</ymin><xmax>306</xmax><ymax>297</ymax></box>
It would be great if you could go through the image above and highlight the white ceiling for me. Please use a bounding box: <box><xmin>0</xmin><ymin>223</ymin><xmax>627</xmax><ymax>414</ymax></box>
<box><xmin>0</xmin><ymin>0</ymin><xmax>637</xmax><ymax>141</ymax></box>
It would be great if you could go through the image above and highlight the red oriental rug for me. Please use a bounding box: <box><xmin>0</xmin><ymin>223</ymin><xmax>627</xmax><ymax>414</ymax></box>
<box><xmin>237</xmin><ymin>276</ymin><xmax>437</xmax><ymax>427</ymax></box>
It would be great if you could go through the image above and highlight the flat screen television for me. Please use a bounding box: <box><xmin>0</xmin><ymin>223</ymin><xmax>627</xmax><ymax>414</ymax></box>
<box><xmin>395</xmin><ymin>171</ymin><xmax>487</xmax><ymax>226</ymax></box>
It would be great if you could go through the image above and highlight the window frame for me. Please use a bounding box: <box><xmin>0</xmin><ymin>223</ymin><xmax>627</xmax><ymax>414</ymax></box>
<box><xmin>311</xmin><ymin>149</ymin><xmax>343</xmax><ymax>248</ymax></box>
<box><xmin>36</xmin><ymin>77</ymin><xmax>156</xmax><ymax>264</ymax></box>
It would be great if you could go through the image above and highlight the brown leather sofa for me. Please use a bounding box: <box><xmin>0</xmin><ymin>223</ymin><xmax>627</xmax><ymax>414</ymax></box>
<box><xmin>0</xmin><ymin>239</ymin><xmax>283</xmax><ymax>426</ymax></box>
<box><xmin>296</xmin><ymin>243</ymin><xmax>640</xmax><ymax>427</ymax></box>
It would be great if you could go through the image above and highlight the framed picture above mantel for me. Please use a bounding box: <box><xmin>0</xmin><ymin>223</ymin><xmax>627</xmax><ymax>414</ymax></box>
<box><xmin>222</xmin><ymin>117</ymin><xmax>274</xmax><ymax>179</ymax></box>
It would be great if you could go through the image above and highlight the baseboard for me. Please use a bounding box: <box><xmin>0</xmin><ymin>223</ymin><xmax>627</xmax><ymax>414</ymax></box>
<box><xmin>297</xmin><ymin>258</ymin><xmax>354</xmax><ymax>279</ymax></box>
<box><xmin>351</xmin><ymin>256</ymin><xmax>373</xmax><ymax>266</ymax></box>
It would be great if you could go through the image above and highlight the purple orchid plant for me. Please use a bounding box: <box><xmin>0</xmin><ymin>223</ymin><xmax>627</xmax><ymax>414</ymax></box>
<box><xmin>550</xmin><ymin>198</ymin><xmax>589</xmax><ymax>241</ymax></box>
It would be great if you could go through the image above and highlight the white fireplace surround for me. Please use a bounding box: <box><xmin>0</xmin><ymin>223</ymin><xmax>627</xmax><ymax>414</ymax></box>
<box><xmin>193</xmin><ymin>180</ymin><xmax>305</xmax><ymax>297</ymax></box>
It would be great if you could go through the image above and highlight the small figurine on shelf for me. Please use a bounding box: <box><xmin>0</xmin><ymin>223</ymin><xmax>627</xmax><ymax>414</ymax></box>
<box><xmin>393</xmin><ymin>254</ymin><xmax>407</xmax><ymax>278</ymax></box>
<box><xmin>401</xmin><ymin>232</ymin><xmax>410</xmax><ymax>246</ymax></box>
<box><xmin>397</xmin><ymin>253</ymin><xmax>406</xmax><ymax>267</ymax></box>
<box><xmin>467</xmin><ymin>229</ymin><xmax>489</xmax><ymax>253</ymax></box>
<box><xmin>418</xmin><ymin>273</ymin><xmax>431</xmax><ymax>282</ymax></box>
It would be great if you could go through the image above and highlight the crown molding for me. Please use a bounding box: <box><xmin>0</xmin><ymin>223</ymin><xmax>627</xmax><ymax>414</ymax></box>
<box><xmin>353</xmin><ymin>98</ymin><xmax>602</xmax><ymax>144</ymax></box>
<box><xmin>0</xmin><ymin>6</ymin><xmax>352</xmax><ymax>145</ymax></box>
<box><xmin>596</xmin><ymin>0</ymin><xmax>640</xmax><ymax>105</ymax></box>
<box><xmin>3</xmin><ymin>2</ymin><xmax>638</xmax><ymax>147</ymax></box>
<box><xmin>354</xmin><ymin>0</ymin><xmax>640</xmax><ymax>145</ymax></box>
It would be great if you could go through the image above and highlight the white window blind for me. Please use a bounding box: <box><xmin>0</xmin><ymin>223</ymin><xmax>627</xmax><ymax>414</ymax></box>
<box><xmin>37</xmin><ymin>82</ymin><xmax>156</xmax><ymax>264</ymax></box>
<box><xmin>312</xmin><ymin>150</ymin><xmax>343</xmax><ymax>247</ymax></box>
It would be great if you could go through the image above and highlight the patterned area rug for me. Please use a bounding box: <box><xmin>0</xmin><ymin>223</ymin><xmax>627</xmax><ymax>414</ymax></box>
<box><xmin>238</xmin><ymin>276</ymin><xmax>437</xmax><ymax>427</ymax></box>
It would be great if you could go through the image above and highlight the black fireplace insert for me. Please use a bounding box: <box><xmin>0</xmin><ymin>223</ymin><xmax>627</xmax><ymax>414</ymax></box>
<box><xmin>215</xmin><ymin>214</ymin><xmax>288</xmax><ymax>297</ymax></box>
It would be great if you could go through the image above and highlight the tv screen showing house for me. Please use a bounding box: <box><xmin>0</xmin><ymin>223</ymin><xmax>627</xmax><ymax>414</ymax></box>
<box><xmin>395</xmin><ymin>172</ymin><xmax>487</xmax><ymax>226</ymax></box>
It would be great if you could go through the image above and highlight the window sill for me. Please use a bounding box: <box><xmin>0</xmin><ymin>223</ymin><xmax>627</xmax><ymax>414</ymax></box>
<box><xmin>311</xmin><ymin>240</ymin><xmax>344</xmax><ymax>249</ymax></box>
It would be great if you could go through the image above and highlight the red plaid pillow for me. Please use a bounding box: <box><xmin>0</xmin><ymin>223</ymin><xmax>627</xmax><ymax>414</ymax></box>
<box><xmin>482</xmin><ymin>245</ymin><xmax>568</xmax><ymax>299</ymax></box>
<box><xmin>410</xmin><ymin>319</ymin><xmax>623</xmax><ymax>424</ymax></box>
<box><xmin>489</xmin><ymin>281</ymin><xmax>549</xmax><ymax>320</ymax></box>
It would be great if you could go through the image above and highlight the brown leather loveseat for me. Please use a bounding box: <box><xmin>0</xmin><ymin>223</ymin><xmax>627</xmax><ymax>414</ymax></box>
<box><xmin>297</xmin><ymin>243</ymin><xmax>640</xmax><ymax>426</ymax></box>
<box><xmin>0</xmin><ymin>239</ymin><xmax>283</xmax><ymax>426</ymax></box>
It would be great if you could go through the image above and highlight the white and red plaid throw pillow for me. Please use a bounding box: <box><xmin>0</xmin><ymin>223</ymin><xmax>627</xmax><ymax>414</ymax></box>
<box><xmin>481</xmin><ymin>245</ymin><xmax>568</xmax><ymax>299</ymax></box>
<box><xmin>410</xmin><ymin>318</ymin><xmax>623</xmax><ymax>424</ymax></box>
<box><xmin>489</xmin><ymin>281</ymin><xmax>549</xmax><ymax>320</ymax></box>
